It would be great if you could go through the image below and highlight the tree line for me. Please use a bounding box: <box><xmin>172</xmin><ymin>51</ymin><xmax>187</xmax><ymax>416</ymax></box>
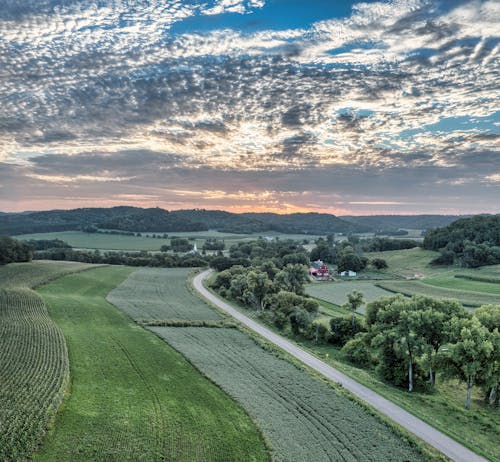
<box><xmin>424</xmin><ymin>215</ymin><xmax>500</xmax><ymax>267</ymax></box>
<box><xmin>0</xmin><ymin>236</ymin><xmax>33</xmax><ymax>265</ymax></box>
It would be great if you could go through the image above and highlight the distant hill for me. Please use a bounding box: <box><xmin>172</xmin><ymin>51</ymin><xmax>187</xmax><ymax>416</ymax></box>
<box><xmin>342</xmin><ymin>215</ymin><xmax>469</xmax><ymax>232</ymax></box>
<box><xmin>242</xmin><ymin>212</ymin><xmax>371</xmax><ymax>234</ymax></box>
<box><xmin>0</xmin><ymin>207</ymin><xmax>477</xmax><ymax>236</ymax></box>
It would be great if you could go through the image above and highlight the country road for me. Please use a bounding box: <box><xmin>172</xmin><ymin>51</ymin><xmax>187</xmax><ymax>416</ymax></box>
<box><xmin>193</xmin><ymin>269</ymin><xmax>488</xmax><ymax>462</ymax></box>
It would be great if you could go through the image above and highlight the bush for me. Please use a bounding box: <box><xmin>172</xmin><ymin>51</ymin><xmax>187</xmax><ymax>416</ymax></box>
<box><xmin>371</xmin><ymin>258</ymin><xmax>388</xmax><ymax>270</ymax></box>
<box><xmin>328</xmin><ymin>316</ymin><xmax>366</xmax><ymax>347</ymax></box>
<box><xmin>342</xmin><ymin>334</ymin><xmax>372</xmax><ymax>367</ymax></box>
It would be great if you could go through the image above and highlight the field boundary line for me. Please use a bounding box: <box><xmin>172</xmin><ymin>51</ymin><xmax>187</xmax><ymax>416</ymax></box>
<box><xmin>192</xmin><ymin>269</ymin><xmax>488</xmax><ymax>462</ymax></box>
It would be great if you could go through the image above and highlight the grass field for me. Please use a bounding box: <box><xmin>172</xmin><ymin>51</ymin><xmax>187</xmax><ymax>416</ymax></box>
<box><xmin>152</xmin><ymin>326</ymin><xmax>425</xmax><ymax>462</ymax></box>
<box><xmin>423</xmin><ymin>274</ymin><xmax>500</xmax><ymax>295</ymax></box>
<box><xmin>35</xmin><ymin>267</ymin><xmax>269</xmax><ymax>462</ymax></box>
<box><xmin>376</xmin><ymin>280</ymin><xmax>500</xmax><ymax>308</ymax></box>
<box><xmin>16</xmin><ymin>230</ymin><xmax>322</xmax><ymax>252</ymax></box>
<box><xmin>107</xmin><ymin>268</ymin><xmax>223</xmax><ymax>321</ymax></box>
<box><xmin>306</xmin><ymin>281</ymin><xmax>395</xmax><ymax>314</ymax></box>
<box><xmin>0</xmin><ymin>260</ymin><xmax>98</xmax><ymax>288</ymax></box>
<box><xmin>366</xmin><ymin>248</ymin><xmax>446</xmax><ymax>278</ymax></box>
<box><xmin>0</xmin><ymin>261</ymin><xmax>97</xmax><ymax>461</ymax></box>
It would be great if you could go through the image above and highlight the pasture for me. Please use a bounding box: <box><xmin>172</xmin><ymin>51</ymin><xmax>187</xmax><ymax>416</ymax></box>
<box><xmin>107</xmin><ymin>267</ymin><xmax>223</xmax><ymax>321</ymax></box>
<box><xmin>35</xmin><ymin>267</ymin><xmax>269</xmax><ymax>462</ymax></box>
<box><xmin>423</xmin><ymin>273</ymin><xmax>500</xmax><ymax>295</ymax></box>
<box><xmin>306</xmin><ymin>281</ymin><xmax>394</xmax><ymax>314</ymax></box>
<box><xmin>16</xmin><ymin>230</ymin><xmax>322</xmax><ymax>252</ymax></box>
<box><xmin>0</xmin><ymin>261</ymin><xmax>95</xmax><ymax>461</ymax></box>
<box><xmin>151</xmin><ymin>326</ymin><xmax>424</xmax><ymax>462</ymax></box>
<box><xmin>376</xmin><ymin>280</ymin><xmax>500</xmax><ymax>308</ymax></box>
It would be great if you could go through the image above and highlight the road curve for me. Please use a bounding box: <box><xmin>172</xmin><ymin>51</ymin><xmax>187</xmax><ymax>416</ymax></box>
<box><xmin>193</xmin><ymin>269</ymin><xmax>488</xmax><ymax>462</ymax></box>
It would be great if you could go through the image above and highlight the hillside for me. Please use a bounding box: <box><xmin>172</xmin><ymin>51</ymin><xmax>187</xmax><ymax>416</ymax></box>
<box><xmin>2</xmin><ymin>208</ymin><xmax>488</xmax><ymax>237</ymax></box>
<box><xmin>342</xmin><ymin>215</ymin><xmax>469</xmax><ymax>232</ymax></box>
<box><xmin>1</xmin><ymin>207</ymin><xmax>371</xmax><ymax>235</ymax></box>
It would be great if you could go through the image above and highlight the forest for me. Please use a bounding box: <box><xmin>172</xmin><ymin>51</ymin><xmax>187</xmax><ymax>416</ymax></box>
<box><xmin>424</xmin><ymin>216</ymin><xmax>500</xmax><ymax>267</ymax></box>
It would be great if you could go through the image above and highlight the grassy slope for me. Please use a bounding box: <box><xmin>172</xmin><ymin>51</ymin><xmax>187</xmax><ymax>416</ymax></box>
<box><xmin>306</xmin><ymin>281</ymin><xmax>395</xmax><ymax>314</ymax></box>
<box><xmin>35</xmin><ymin>266</ymin><xmax>269</xmax><ymax>462</ymax></box>
<box><xmin>376</xmin><ymin>280</ymin><xmax>499</xmax><ymax>308</ymax></box>
<box><xmin>422</xmin><ymin>274</ymin><xmax>500</xmax><ymax>295</ymax></box>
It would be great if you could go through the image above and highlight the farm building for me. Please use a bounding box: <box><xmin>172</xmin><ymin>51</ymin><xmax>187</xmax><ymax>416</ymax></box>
<box><xmin>340</xmin><ymin>270</ymin><xmax>357</xmax><ymax>277</ymax></box>
<box><xmin>309</xmin><ymin>260</ymin><xmax>331</xmax><ymax>281</ymax></box>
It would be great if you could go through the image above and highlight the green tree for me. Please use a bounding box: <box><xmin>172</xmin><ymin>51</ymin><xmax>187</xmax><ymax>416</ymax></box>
<box><xmin>275</xmin><ymin>264</ymin><xmax>308</xmax><ymax>295</ymax></box>
<box><xmin>475</xmin><ymin>305</ymin><xmax>500</xmax><ymax>404</ymax></box>
<box><xmin>441</xmin><ymin>316</ymin><xmax>494</xmax><ymax>409</ymax></box>
<box><xmin>246</xmin><ymin>270</ymin><xmax>274</xmax><ymax>310</ymax></box>
<box><xmin>343</xmin><ymin>291</ymin><xmax>364</xmax><ymax>328</ymax></box>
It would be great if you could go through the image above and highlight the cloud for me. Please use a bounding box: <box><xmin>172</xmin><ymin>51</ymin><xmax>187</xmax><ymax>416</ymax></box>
<box><xmin>0</xmin><ymin>0</ymin><xmax>498</xmax><ymax>213</ymax></box>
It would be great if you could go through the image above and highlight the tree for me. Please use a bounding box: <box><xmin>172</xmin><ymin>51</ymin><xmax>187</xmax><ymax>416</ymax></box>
<box><xmin>337</xmin><ymin>251</ymin><xmax>364</xmax><ymax>272</ymax></box>
<box><xmin>411</xmin><ymin>297</ymin><xmax>465</xmax><ymax>386</ymax></box>
<box><xmin>246</xmin><ymin>270</ymin><xmax>274</xmax><ymax>310</ymax></box>
<box><xmin>475</xmin><ymin>305</ymin><xmax>500</xmax><ymax>404</ymax></box>
<box><xmin>370</xmin><ymin>297</ymin><xmax>424</xmax><ymax>392</ymax></box>
<box><xmin>441</xmin><ymin>316</ymin><xmax>494</xmax><ymax>409</ymax></box>
<box><xmin>343</xmin><ymin>291</ymin><xmax>364</xmax><ymax>328</ymax></box>
<box><xmin>275</xmin><ymin>264</ymin><xmax>308</xmax><ymax>295</ymax></box>
<box><xmin>371</xmin><ymin>258</ymin><xmax>388</xmax><ymax>270</ymax></box>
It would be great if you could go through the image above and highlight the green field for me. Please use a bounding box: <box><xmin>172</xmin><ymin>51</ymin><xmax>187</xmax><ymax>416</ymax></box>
<box><xmin>376</xmin><ymin>280</ymin><xmax>500</xmax><ymax>308</ymax></box>
<box><xmin>16</xmin><ymin>231</ymin><xmax>170</xmax><ymax>251</ymax></box>
<box><xmin>0</xmin><ymin>260</ymin><xmax>98</xmax><ymax>288</ymax></box>
<box><xmin>423</xmin><ymin>274</ymin><xmax>500</xmax><ymax>295</ymax></box>
<box><xmin>35</xmin><ymin>267</ymin><xmax>269</xmax><ymax>461</ymax></box>
<box><xmin>16</xmin><ymin>230</ymin><xmax>322</xmax><ymax>252</ymax></box>
<box><xmin>107</xmin><ymin>268</ymin><xmax>223</xmax><ymax>321</ymax></box>
<box><xmin>0</xmin><ymin>261</ymin><xmax>96</xmax><ymax>461</ymax></box>
<box><xmin>366</xmin><ymin>248</ymin><xmax>446</xmax><ymax>278</ymax></box>
<box><xmin>151</xmin><ymin>327</ymin><xmax>424</xmax><ymax>462</ymax></box>
<box><xmin>306</xmin><ymin>281</ymin><xmax>395</xmax><ymax>314</ymax></box>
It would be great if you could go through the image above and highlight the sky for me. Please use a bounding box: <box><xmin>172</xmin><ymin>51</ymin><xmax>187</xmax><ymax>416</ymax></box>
<box><xmin>0</xmin><ymin>0</ymin><xmax>499</xmax><ymax>215</ymax></box>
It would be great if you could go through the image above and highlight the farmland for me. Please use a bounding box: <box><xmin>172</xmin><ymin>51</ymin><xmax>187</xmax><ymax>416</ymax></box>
<box><xmin>107</xmin><ymin>267</ymin><xmax>223</xmax><ymax>321</ymax></box>
<box><xmin>35</xmin><ymin>266</ymin><xmax>269</xmax><ymax>462</ymax></box>
<box><xmin>151</xmin><ymin>326</ymin><xmax>425</xmax><ymax>462</ymax></box>
<box><xmin>0</xmin><ymin>261</ymin><xmax>96</xmax><ymax>461</ymax></box>
<box><xmin>16</xmin><ymin>230</ymin><xmax>322</xmax><ymax>252</ymax></box>
<box><xmin>376</xmin><ymin>280</ymin><xmax>500</xmax><ymax>308</ymax></box>
<box><xmin>306</xmin><ymin>281</ymin><xmax>394</xmax><ymax>314</ymax></box>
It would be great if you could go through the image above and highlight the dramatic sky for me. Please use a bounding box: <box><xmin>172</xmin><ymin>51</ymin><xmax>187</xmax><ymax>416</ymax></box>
<box><xmin>0</xmin><ymin>0</ymin><xmax>499</xmax><ymax>214</ymax></box>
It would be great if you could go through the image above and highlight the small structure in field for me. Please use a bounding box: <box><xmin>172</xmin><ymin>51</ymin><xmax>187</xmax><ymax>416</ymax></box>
<box><xmin>340</xmin><ymin>270</ymin><xmax>357</xmax><ymax>277</ymax></box>
<box><xmin>309</xmin><ymin>260</ymin><xmax>331</xmax><ymax>281</ymax></box>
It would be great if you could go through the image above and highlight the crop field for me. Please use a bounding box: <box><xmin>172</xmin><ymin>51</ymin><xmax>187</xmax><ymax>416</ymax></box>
<box><xmin>0</xmin><ymin>261</ymin><xmax>94</xmax><ymax>461</ymax></box>
<box><xmin>151</xmin><ymin>326</ymin><xmax>424</xmax><ymax>462</ymax></box>
<box><xmin>423</xmin><ymin>274</ymin><xmax>500</xmax><ymax>295</ymax></box>
<box><xmin>107</xmin><ymin>268</ymin><xmax>223</xmax><ymax>321</ymax></box>
<box><xmin>376</xmin><ymin>280</ymin><xmax>500</xmax><ymax>308</ymax></box>
<box><xmin>0</xmin><ymin>260</ymin><xmax>97</xmax><ymax>289</ymax></box>
<box><xmin>306</xmin><ymin>282</ymin><xmax>394</xmax><ymax>314</ymax></box>
<box><xmin>16</xmin><ymin>231</ymin><xmax>170</xmax><ymax>251</ymax></box>
<box><xmin>16</xmin><ymin>230</ymin><xmax>322</xmax><ymax>252</ymax></box>
<box><xmin>35</xmin><ymin>267</ymin><xmax>269</xmax><ymax>462</ymax></box>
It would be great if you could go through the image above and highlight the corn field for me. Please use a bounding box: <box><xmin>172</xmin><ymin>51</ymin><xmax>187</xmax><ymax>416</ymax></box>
<box><xmin>0</xmin><ymin>261</ymin><xmax>95</xmax><ymax>461</ymax></box>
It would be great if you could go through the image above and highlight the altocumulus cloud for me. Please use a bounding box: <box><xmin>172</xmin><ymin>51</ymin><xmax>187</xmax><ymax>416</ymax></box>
<box><xmin>0</xmin><ymin>0</ymin><xmax>498</xmax><ymax>213</ymax></box>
